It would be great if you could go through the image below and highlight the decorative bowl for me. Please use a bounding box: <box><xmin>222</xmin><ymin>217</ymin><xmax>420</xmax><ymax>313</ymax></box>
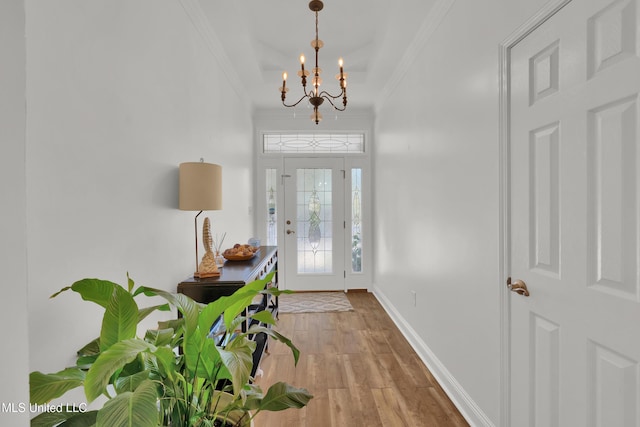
<box><xmin>222</xmin><ymin>253</ymin><xmax>256</xmax><ymax>261</ymax></box>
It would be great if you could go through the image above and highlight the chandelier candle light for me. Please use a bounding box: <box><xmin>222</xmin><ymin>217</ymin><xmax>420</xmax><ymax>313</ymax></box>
<box><xmin>279</xmin><ymin>0</ymin><xmax>347</xmax><ymax>124</ymax></box>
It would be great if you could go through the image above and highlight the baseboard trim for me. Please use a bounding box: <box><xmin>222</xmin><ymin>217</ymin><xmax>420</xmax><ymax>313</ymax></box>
<box><xmin>372</xmin><ymin>285</ymin><xmax>495</xmax><ymax>427</ymax></box>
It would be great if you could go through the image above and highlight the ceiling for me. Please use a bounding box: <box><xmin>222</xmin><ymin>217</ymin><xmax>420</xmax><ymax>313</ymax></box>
<box><xmin>198</xmin><ymin>0</ymin><xmax>439</xmax><ymax>111</ymax></box>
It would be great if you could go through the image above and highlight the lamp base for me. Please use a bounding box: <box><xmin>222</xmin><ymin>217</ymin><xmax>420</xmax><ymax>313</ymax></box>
<box><xmin>195</xmin><ymin>251</ymin><xmax>220</xmax><ymax>278</ymax></box>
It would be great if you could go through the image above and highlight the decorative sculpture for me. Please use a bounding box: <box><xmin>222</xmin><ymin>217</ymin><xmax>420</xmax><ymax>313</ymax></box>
<box><xmin>194</xmin><ymin>217</ymin><xmax>220</xmax><ymax>278</ymax></box>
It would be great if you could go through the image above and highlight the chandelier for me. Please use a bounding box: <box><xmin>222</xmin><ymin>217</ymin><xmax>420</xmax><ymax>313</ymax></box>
<box><xmin>279</xmin><ymin>0</ymin><xmax>347</xmax><ymax>124</ymax></box>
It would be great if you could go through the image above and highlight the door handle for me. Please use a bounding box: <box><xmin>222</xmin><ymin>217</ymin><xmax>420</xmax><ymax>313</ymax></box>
<box><xmin>507</xmin><ymin>277</ymin><xmax>530</xmax><ymax>297</ymax></box>
<box><xmin>286</xmin><ymin>229</ymin><xmax>296</xmax><ymax>235</ymax></box>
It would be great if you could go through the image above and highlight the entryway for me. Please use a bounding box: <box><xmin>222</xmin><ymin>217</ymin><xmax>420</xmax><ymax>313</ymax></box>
<box><xmin>256</xmin><ymin>132</ymin><xmax>371</xmax><ymax>291</ymax></box>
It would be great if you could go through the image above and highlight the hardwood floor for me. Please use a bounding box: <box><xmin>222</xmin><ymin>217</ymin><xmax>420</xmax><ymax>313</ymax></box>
<box><xmin>254</xmin><ymin>292</ymin><xmax>469</xmax><ymax>427</ymax></box>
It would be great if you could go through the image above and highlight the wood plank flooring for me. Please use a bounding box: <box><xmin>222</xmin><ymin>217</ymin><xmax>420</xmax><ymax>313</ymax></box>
<box><xmin>254</xmin><ymin>292</ymin><xmax>469</xmax><ymax>427</ymax></box>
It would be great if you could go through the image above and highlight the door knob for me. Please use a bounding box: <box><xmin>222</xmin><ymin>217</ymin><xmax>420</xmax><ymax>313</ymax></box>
<box><xmin>286</xmin><ymin>229</ymin><xmax>296</xmax><ymax>235</ymax></box>
<box><xmin>507</xmin><ymin>277</ymin><xmax>530</xmax><ymax>297</ymax></box>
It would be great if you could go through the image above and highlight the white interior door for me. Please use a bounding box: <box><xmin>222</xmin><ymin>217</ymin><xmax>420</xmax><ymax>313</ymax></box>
<box><xmin>509</xmin><ymin>0</ymin><xmax>640</xmax><ymax>425</ymax></box>
<box><xmin>282</xmin><ymin>157</ymin><xmax>345</xmax><ymax>291</ymax></box>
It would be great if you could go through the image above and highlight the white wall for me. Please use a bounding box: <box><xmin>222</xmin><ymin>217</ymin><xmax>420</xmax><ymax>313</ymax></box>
<box><xmin>23</xmin><ymin>0</ymin><xmax>253</xmax><ymax>415</ymax></box>
<box><xmin>373</xmin><ymin>0</ymin><xmax>547</xmax><ymax>425</ymax></box>
<box><xmin>0</xmin><ymin>0</ymin><xmax>30</xmax><ymax>425</ymax></box>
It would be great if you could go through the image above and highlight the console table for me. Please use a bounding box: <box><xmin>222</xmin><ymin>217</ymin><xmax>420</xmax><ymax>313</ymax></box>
<box><xmin>177</xmin><ymin>246</ymin><xmax>278</xmax><ymax>304</ymax></box>
<box><xmin>177</xmin><ymin>246</ymin><xmax>278</xmax><ymax>376</ymax></box>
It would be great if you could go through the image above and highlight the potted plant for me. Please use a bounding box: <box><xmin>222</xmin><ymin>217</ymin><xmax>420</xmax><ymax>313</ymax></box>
<box><xmin>29</xmin><ymin>272</ymin><xmax>312</xmax><ymax>426</ymax></box>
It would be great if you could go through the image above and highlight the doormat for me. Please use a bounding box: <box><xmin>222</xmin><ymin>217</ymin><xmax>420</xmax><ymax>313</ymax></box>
<box><xmin>278</xmin><ymin>292</ymin><xmax>354</xmax><ymax>314</ymax></box>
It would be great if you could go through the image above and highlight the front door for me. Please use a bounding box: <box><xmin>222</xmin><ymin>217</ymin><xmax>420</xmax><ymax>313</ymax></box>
<box><xmin>509</xmin><ymin>0</ymin><xmax>640</xmax><ymax>425</ymax></box>
<box><xmin>282</xmin><ymin>157</ymin><xmax>346</xmax><ymax>291</ymax></box>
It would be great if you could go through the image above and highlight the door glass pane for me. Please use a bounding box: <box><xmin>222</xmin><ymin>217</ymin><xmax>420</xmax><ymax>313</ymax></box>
<box><xmin>265</xmin><ymin>169</ymin><xmax>277</xmax><ymax>246</ymax></box>
<box><xmin>297</xmin><ymin>168</ymin><xmax>332</xmax><ymax>273</ymax></box>
<box><xmin>351</xmin><ymin>168</ymin><xmax>362</xmax><ymax>273</ymax></box>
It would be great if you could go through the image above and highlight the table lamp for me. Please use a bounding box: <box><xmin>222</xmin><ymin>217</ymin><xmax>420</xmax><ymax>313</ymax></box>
<box><xmin>179</xmin><ymin>161</ymin><xmax>222</xmax><ymax>277</ymax></box>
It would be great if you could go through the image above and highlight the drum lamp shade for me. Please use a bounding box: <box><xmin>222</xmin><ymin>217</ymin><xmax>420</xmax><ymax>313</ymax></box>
<box><xmin>179</xmin><ymin>162</ymin><xmax>222</xmax><ymax>211</ymax></box>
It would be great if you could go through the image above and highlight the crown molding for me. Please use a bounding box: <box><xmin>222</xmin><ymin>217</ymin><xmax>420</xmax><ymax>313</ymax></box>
<box><xmin>178</xmin><ymin>0</ymin><xmax>251</xmax><ymax>109</ymax></box>
<box><xmin>375</xmin><ymin>0</ymin><xmax>456</xmax><ymax>114</ymax></box>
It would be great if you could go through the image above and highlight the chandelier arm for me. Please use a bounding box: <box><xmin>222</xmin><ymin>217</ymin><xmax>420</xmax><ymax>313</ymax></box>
<box><xmin>318</xmin><ymin>88</ymin><xmax>345</xmax><ymax>100</ymax></box>
<box><xmin>282</xmin><ymin>94</ymin><xmax>310</xmax><ymax>108</ymax></box>
<box><xmin>321</xmin><ymin>95</ymin><xmax>347</xmax><ymax>111</ymax></box>
<box><xmin>303</xmin><ymin>85</ymin><xmax>316</xmax><ymax>98</ymax></box>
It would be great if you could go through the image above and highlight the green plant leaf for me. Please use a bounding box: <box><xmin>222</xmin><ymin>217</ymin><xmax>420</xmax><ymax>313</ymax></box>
<box><xmin>77</xmin><ymin>338</ymin><xmax>100</xmax><ymax>357</ymax></box>
<box><xmin>76</xmin><ymin>355</ymin><xmax>98</xmax><ymax>370</ymax></box>
<box><xmin>183</xmin><ymin>325</ymin><xmax>203</xmax><ymax>375</ymax></box>
<box><xmin>78</xmin><ymin>300</ymin><xmax>169</xmax><ymax>356</ymax></box>
<box><xmin>184</xmin><ymin>330</ymin><xmax>223</xmax><ymax>380</ymax></box>
<box><xmin>85</xmin><ymin>339</ymin><xmax>156</xmax><ymax>402</ymax></box>
<box><xmin>95</xmin><ymin>379</ymin><xmax>158</xmax><ymax>427</ymax></box>
<box><xmin>114</xmin><ymin>370</ymin><xmax>150</xmax><ymax>394</ymax></box>
<box><xmin>218</xmin><ymin>336</ymin><xmax>255</xmax><ymax>396</ymax></box>
<box><xmin>100</xmin><ymin>287</ymin><xmax>139</xmax><ymax>352</ymax></box>
<box><xmin>30</xmin><ymin>409</ymin><xmax>97</xmax><ymax>427</ymax></box>
<box><xmin>137</xmin><ymin>287</ymin><xmax>200</xmax><ymax>335</ymax></box>
<box><xmin>258</xmin><ymin>382</ymin><xmax>313</xmax><ymax>412</ymax></box>
<box><xmin>210</xmin><ymin>391</ymin><xmax>250</xmax><ymax>426</ymax></box>
<box><xmin>137</xmin><ymin>303</ymin><xmax>170</xmax><ymax>324</ymax></box>
<box><xmin>120</xmin><ymin>357</ymin><xmax>145</xmax><ymax>378</ymax></box>
<box><xmin>144</xmin><ymin>328</ymin><xmax>174</xmax><ymax>346</ymax></box>
<box><xmin>153</xmin><ymin>346</ymin><xmax>177</xmax><ymax>380</ymax></box>
<box><xmin>262</xmin><ymin>287</ymin><xmax>294</xmax><ymax>297</ymax></box>
<box><xmin>157</xmin><ymin>318</ymin><xmax>185</xmax><ymax>348</ymax></box>
<box><xmin>49</xmin><ymin>285</ymin><xmax>71</xmax><ymax>299</ymax></box>
<box><xmin>223</xmin><ymin>274</ymin><xmax>274</xmax><ymax>329</ymax></box>
<box><xmin>29</xmin><ymin>368</ymin><xmax>85</xmax><ymax>405</ymax></box>
<box><xmin>198</xmin><ymin>295</ymin><xmax>243</xmax><ymax>339</ymax></box>
<box><xmin>199</xmin><ymin>340</ymin><xmax>220</xmax><ymax>380</ymax></box>
<box><xmin>180</xmin><ymin>289</ymin><xmax>260</xmax><ymax>380</ymax></box>
<box><xmin>197</xmin><ymin>285</ymin><xmax>272</xmax><ymax>342</ymax></box>
<box><xmin>127</xmin><ymin>272</ymin><xmax>134</xmax><ymax>293</ymax></box>
<box><xmin>158</xmin><ymin>317</ymin><xmax>184</xmax><ymax>329</ymax></box>
<box><xmin>246</xmin><ymin>325</ymin><xmax>300</xmax><ymax>365</ymax></box>
<box><xmin>71</xmin><ymin>278</ymin><xmax>119</xmax><ymax>308</ymax></box>
<box><xmin>250</xmin><ymin>309</ymin><xmax>277</xmax><ymax>326</ymax></box>
<box><xmin>59</xmin><ymin>411</ymin><xmax>99</xmax><ymax>426</ymax></box>
<box><xmin>227</xmin><ymin>316</ymin><xmax>248</xmax><ymax>333</ymax></box>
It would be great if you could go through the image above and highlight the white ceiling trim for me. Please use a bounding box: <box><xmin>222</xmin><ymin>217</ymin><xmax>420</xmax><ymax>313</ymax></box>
<box><xmin>178</xmin><ymin>0</ymin><xmax>251</xmax><ymax>109</ymax></box>
<box><xmin>375</xmin><ymin>0</ymin><xmax>457</xmax><ymax>114</ymax></box>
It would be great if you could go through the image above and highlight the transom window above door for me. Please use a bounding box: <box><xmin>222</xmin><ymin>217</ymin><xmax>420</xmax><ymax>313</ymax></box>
<box><xmin>263</xmin><ymin>133</ymin><xmax>365</xmax><ymax>154</ymax></box>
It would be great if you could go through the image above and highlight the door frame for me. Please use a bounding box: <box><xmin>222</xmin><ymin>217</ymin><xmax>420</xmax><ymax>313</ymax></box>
<box><xmin>254</xmin><ymin>136</ymin><xmax>372</xmax><ymax>291</ymax></box>
<box><xmin>498</xmin><ymin>1</ymin><xmax>572</xmax><ymax>425</ymax></box>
